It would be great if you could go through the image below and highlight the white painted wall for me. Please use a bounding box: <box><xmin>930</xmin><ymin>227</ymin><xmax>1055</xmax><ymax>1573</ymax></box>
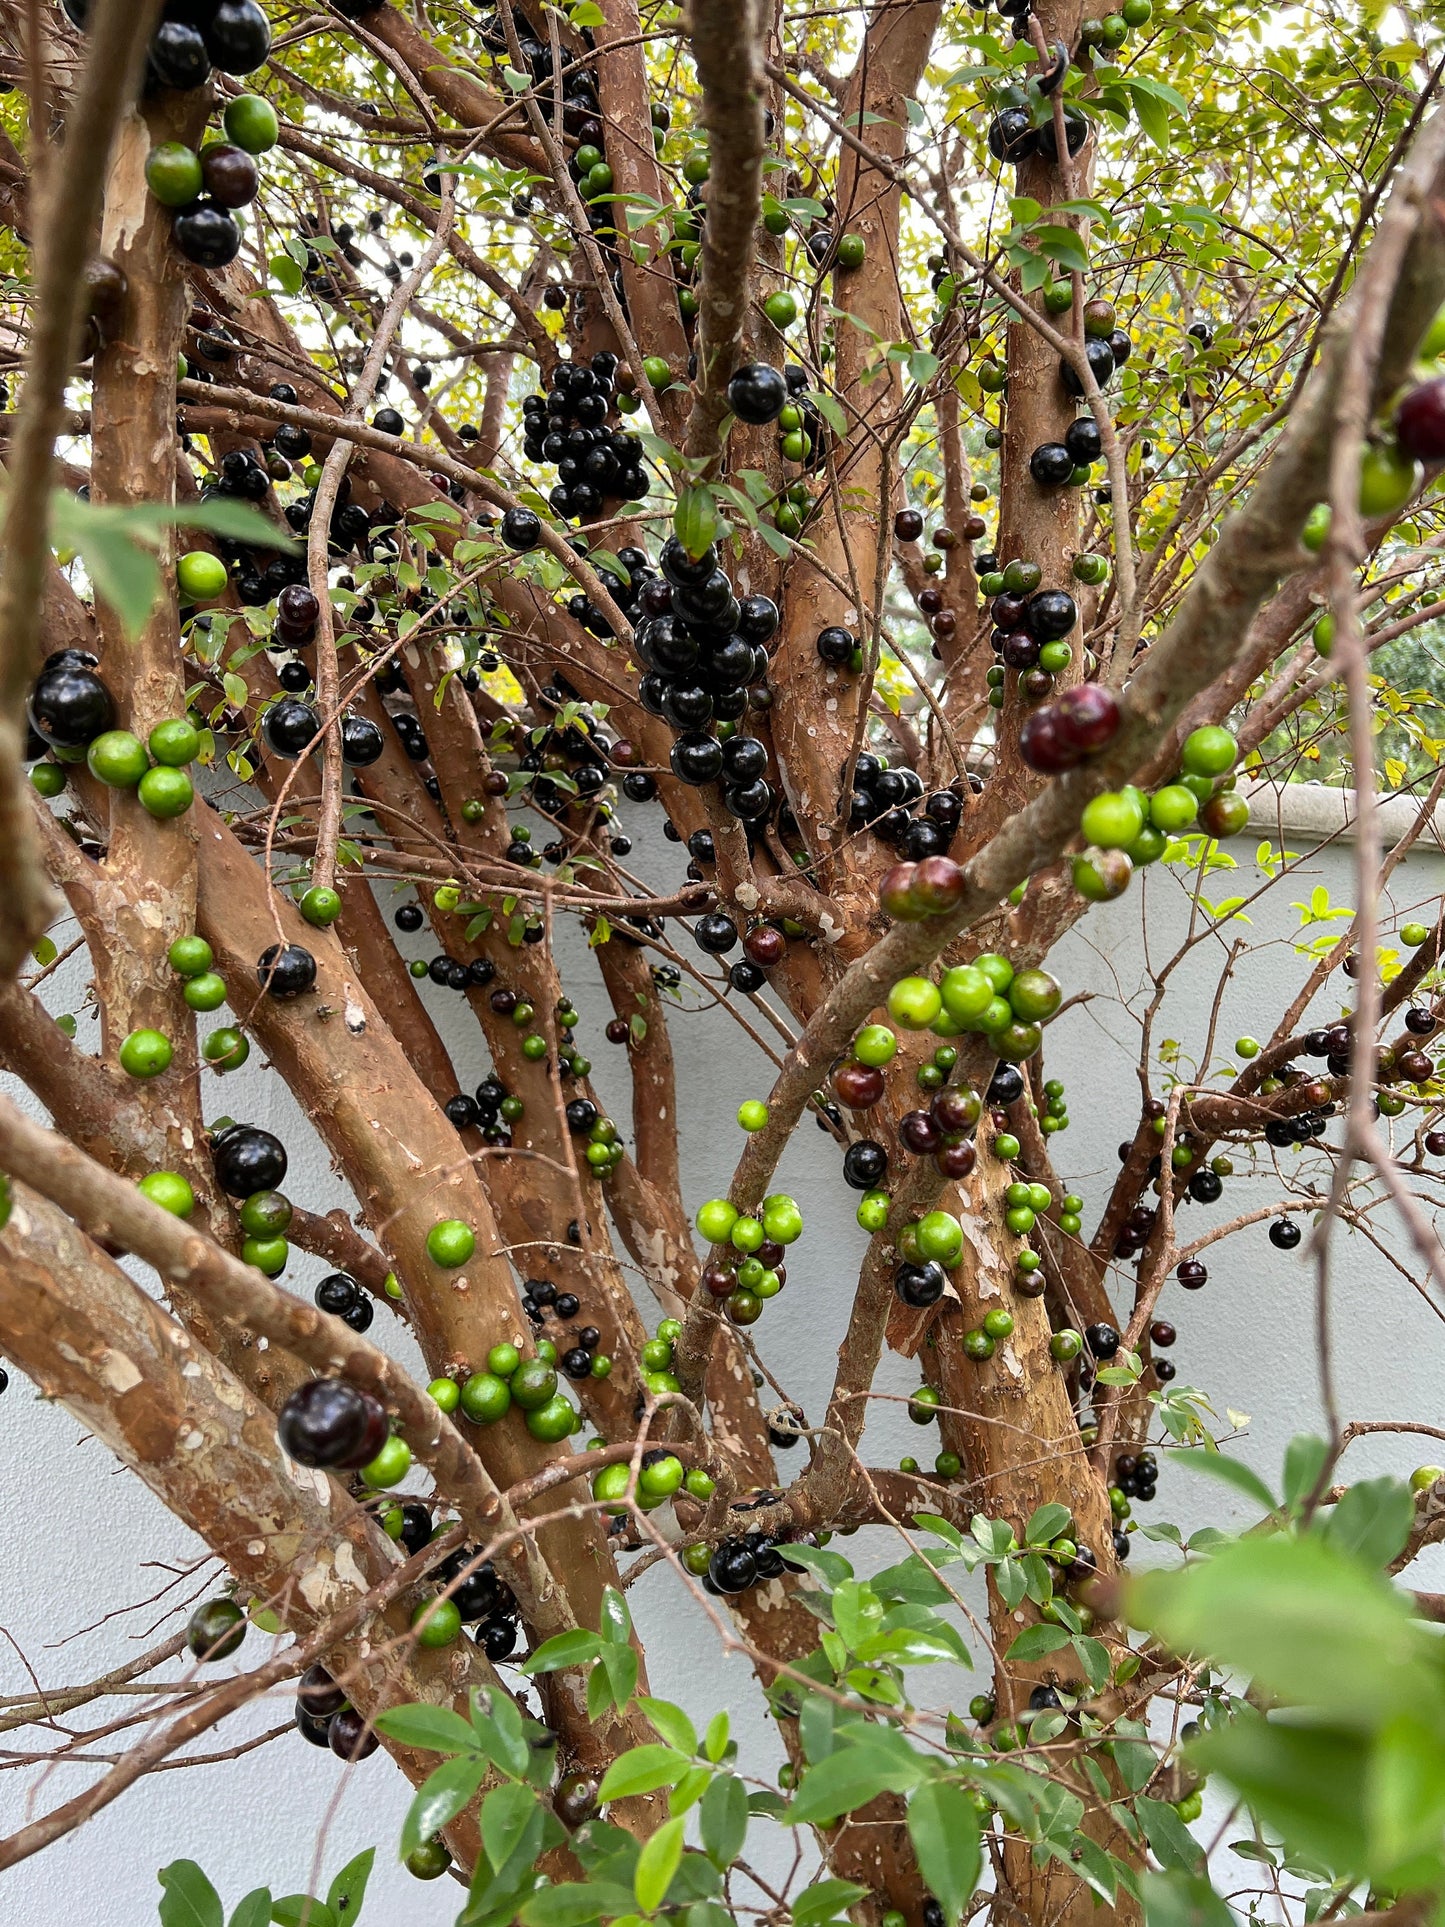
<box><xmin>2</xmin><ymin>787</ymin><xmax>1442</xmax><ymax>1923</ymax></box>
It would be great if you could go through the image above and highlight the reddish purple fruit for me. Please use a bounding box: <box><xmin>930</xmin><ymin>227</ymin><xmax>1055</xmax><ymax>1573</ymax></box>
<box><xmin>911</xmin><ymin>856</ymin><xmax>965</xmax><ymax>914</ymax></box>
<box><xmin>1395</xmin><ymin>377</ymin><xmax>1445</xmax><ymax>463</ymax></box>
<box><xmin>1057</xmin><ymin>681</ymin><xmax>1121</xmax><ymax>755</ymax></box>
<box><xmin>1019</xmin><ymin>704</ymin><xmax>1082</xmax><ymax>775</ymax></box>
<box><xmin>880</xmin><ymin>862</ymin><xmax>926</xmax><ymax>921</ymax></box>
<box><xmin>834</xmin><ymin>1061</ymin><xmax>886</xmax><ymax>1110</ymax></box>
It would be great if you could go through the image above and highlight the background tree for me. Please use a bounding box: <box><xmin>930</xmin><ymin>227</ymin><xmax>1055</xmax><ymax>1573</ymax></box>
<box><xmin>3</xmin><ymin>0</ymin><xmax>1445</xmax><ymax>1923</ymax></box>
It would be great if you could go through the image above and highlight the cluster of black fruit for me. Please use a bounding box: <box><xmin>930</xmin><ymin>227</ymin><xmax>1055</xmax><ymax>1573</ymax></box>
<box><xmin>703</xmin><ymin>1531</ymin><xmax>790</xmax><ymax>1597</ymax></box>
<box><xmin>434</xmin><ymin>1546</ymin><xmax>523</xmax><ymax>1661</ymax></box>
<box><xmin>625</xmin><ymin>538</ymin><xmax>780</xmax><ymax>821</ymax></box>
<box><xmin>1112</xmin><ymin>1450</ymin><xmax>1158</xmax><ymax>1504</ymax></box>
<box><xmin>294</xmin><ymin>1661</ymin><xmax>378</xmax><ymax>1761</ymax></box>
<box><xmin>262</xmin><ymin>587</ymin><xmax>385</xmax><ymax>767</ymax></box>
<box><xmin>283</xmin><ymin>470</ymin><xmax>377</xmax><ymax>557</ymax></box>
<box><xmin>986</xmin><ymin>66</ymin><xmax>1089</xmax><ymax>168</ymax></box>
<box><xmin>314</xmin><ymin>1271</ymin><xmax>374</xmax><ymax>1334</ymax></box>
<box><xmin>65</xmin><ymin>0</ymin><xmax>271</xmax><ymax>88</ymax></box>
<box><xmin>845</xmin><ymin>751</ymin><xmax>963</xmax><ymax>860</ymax></box>
<box><xmin>28</xmin><ymin>650</ymin><xmax>115</xmax><ymax>751</ymax></box>
<box><xmin>521</xmin><ymin>356</ymin><xmax>649</xmax><ymax>524</ymax></box>
<box><xmin>521</xmin><ymin>1278</ymin><xmax>603</xmax><ymax>1382</ymax></box>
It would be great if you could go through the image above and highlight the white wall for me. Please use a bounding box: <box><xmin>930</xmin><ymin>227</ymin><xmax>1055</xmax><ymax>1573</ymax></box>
<box><xmin>2</xmin><ymin>788</ymin><xmax>1443</xmax><ymax>1923</ymax></box>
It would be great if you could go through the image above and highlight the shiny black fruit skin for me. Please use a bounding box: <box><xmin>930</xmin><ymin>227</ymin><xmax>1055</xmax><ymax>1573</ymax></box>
<box><xmin>277</xmin><ymin>1378</ymin><xmax>388</xmax><ymax>1470</ymax></box>
<box><xmin>501</xmin><ymin>506</ymin><xmax>542</xmax><ymax>551</ymax></box>
<box><xmin>1029</xmin><ymin>442</ymin><xmax>1076</xmax><ymax>487</ymax></box>
<box><xmin>212</xmin><ymin>1123</ymin><xmax>288</xmax><ymax>1196</ymax></box>
<box><xmin>1268</xmin><ymin>1218</ymin><xmax>1301</xmax><ymax>1249</ymax></box>
<box><xmin>328</xmin><ymin>1705</ymin><xmax>379</xmax><ymax>1760</ymax></box>
<box><xmin>201</xmin><ymin>143</ymin><xmax>260</xmax><ymax>208</ymax></box>
<box><xmin>295</xmin><ymin>1704</ymin><xmax>334</xmax><ymax>1748</ymax></box>
<box><xmin>28</xmin><ymin>665</ymin><xmax>114</xmax><ymax>747</ymax></box>
<box><xmin>726</xmin><ymin>363</ymin><xmax>788</xmax><ymax>425</ymax></box>
<box><xmin>895</xmin><ymin>1261</ymin><xmax>946</xmax><ymax>1307</ymax></box>
<box><xmin>315</xmin><ymin>1272</ymin><xmax>360</xmax><ymax>1317</ymax></box>
<box><xmin>340</xmin><ymin>714</ymin><xmax>384</xmax><ymax>766</ymax></box>
<box><xmin>1064</xmin><ymin>417</ymin><xmax>1102</xmax><ymax>465</ymax></box>
<box><xmin>1061</xmin><ymin>336</ymin><xmax>1116</xmax><ymax>398</ymax></box>
<box><xmin>173</xmin><ymin>203</ymin><xmax>242</xmax><ymax>269</ymax></box>
<box><xmin>1025</xmin><ymin>589</ymin><xmax>1078</xmax><ymax>640</ymax></box>
<box><xmin>842</xmin><ymin>1139</ymin><xmax>888</xmax><ymax>1190</ymax></box>
<box><xmin>257</xmin><ymin>943</ymin><xmax>317</xmax><ymax>999</ymax></box>
<box><xmin>264</xmin><ymin>698</ymin><xmax>320</xmax><ymax>758</ymax></box>
<box><xmin>708</xmin><ymin>1540</ymin><xmax>759</xmax><ymax>1594</ymax></box>
<box><xmin>670</xmin><ymin>732</ymin><xmax>724</xmax><ymax>786</ymax></box>
<box><xmin>480</xmin><ymin>1616</ymin><xmax>519</xmax><ymax>1660</ymax></box>
<box><xmin>1035</xmin><ymin>105</ymin><xmax>1089</xmax><ymax>162</ymax></box>
<box><xmin>297</xmin><ymin>1662</ymin><xmax>348</xmax><ymax>1717</ymax></box>
<box><xmin>1085</xmin><ymin>1322</ymin><xmax>1121</xmax><ymax>1358</ymax></box>
<box><xmin>148</xmin><ymin>20</ymin><xmax>211</xmax><ymax>90</ymax></box>
<box><xmin>988</xmin><ymin>108</ymin><xmax>1037</xmax><ymax>163</ymax></box>
<box><xmin>203</xmin><ymin>0</ymin><xmax>273</xmax><ymax>73</ymax></box>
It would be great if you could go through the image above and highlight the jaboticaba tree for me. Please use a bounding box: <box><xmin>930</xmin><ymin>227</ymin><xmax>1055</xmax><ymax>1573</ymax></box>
<box><xmin>1</xmin><ymin>1</ymin><xmax>1445</xmax><ymax>1922</ymax></box>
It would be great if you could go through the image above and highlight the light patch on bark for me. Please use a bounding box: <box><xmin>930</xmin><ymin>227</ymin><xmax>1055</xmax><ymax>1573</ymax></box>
<box><xmin>344</xmin><ymin>1001</ymin><xmax>367</xmax><ymax>1034</ymax></box>
<box><xmin>735</xmin><ymin>882</ymin><xmax>760</xmax><ymax>910</ymax></box>
<box><xmin>96</xmin><ymin>1348</ymin><xmax>144</xmax><ymax>1394</ymax></box>
<box><xmin>178</xmin><ymin>1427</ymin><xmax>205</xmax><ymax>1451</ymax></box>
<box><xmin>281</xmin><ymin>1455</ymin><xmax>334</xmax><ymax>1506</ymax></box>
<box><xmin>818</xmin><ymin>909</ymin><xmax>845</xmax><ymax>943</ymax></box>
<box><xmin>333</xmin><ymin>1539</ymin><xmax>370</xmax><ymax>1597</ymax></box>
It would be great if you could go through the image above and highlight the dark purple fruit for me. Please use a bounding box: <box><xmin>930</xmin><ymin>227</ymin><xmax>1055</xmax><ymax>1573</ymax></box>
<box><xmin>201</xmin><ymin>143</ymin><xmax>259</xmax><ymax>208</ymax></box>
<box><xmin>278</xmin><ymin>1378</ymin><xmax>388</xmax><ymax>1470</ymax></box>
<box><xmin>202</xmin><ymin>0</ymin><xmax>273</xmax><ymax>74</ymax></box>
<box><xmin>257</xmin><ymin>943</ymin><xmax>317</xmax><ymax>999</ymax></box>
<box><xmin>28</xmin><ymin>664</ymin><xmax>114</xmax><ymax>747</ymax></box>
<box><xmin>212</xmin><ymin>1123</ymin><xmax>287</xmax><ymax>1196</ymax></box>
<box><xmin>148</xmin><ymin>21</ymin><xmax>211</xmax><ymax>90</ymax></box>
<box><xmin>726</xmin><ymin>363</ymin><xmax>788</xmax><ymax>425</ymax></box>
<box><xmin>173</xmin><ymin>202</ymin><xmax>242</xmax><ymax>269</ymax></box>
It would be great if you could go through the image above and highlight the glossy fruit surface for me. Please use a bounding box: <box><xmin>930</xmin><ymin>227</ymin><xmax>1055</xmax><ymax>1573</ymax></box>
<box><xmin>187</xmin><ymin>1597</ymin><xmax>246</xmax><ymax>1661</ymax></box>
<box><xmin>1358</xmin><ymin>440</ymin><xmax>1421</xmax><ymax>517</ymax></box>
<box><xmin>138</xmin><ymin>766</ymin><xmax>193</xmax><ymax>817</ymax></box>
<box><xmin>763</xmin><ymin>292</ymin><xmax>798</xmax><ymax>329</ymax></box>
<box><xmin>361</xmin><ymin>1435</ymin><xmax>412</xmax><ymax>1488</ymax></box>
<box><xmin>412</xmin><ymin>1596</ymin><xmax>462</xmax><ymax>1648</ymax></box>
<box><xmin>426</xmin><ymin>1218</ymin><xmax>476</xmax><ymax>1266</ymax></box>
<box><xmin>146</xmin><ymin>141</ymin><xmax>203</xmax><ymax>207</ymax></box>
<box><xmin>30</xmin><ymin>664</ymin><xmax>114</xmax><ymax>747</ymax></box>
<box><xmin>182</xmin><ymin>971</ymin><xmax>227</xmax><ymax>1012</ymax></box>
<box><xmin>223</xmin><ymin>93</ymin><xmax>279</xmax><ymax>153</ymax></box>
<box><xmin>1181</xmin><ymin>725</ymin><xmax>1238</xmax><ymax>777</ymax></box>
<box><xmin>177</xmin><ymin>550</ymin><xmax>228</xmax><ymax>602</ymax></box>
<box><xmin>726</xmin><ymin>363</ymin><xmax>787</xmax><ymax>424</ymax></box>
<box><xmin>139</xmin><ymin>1171</ymin><xmax>195</xmax><ymax>1217</ymax></box>
<box><xmin>212</xmin><ymin>1124</ymin><xmax>286</xmax><ymax>1196</ymax></box>
<box><xmin>149</xmin><ymin>718</ymin><xmax>200</xmax><ymax>766</ymax></box>
<box><xmin>278</xmin><ymin>1379</ymin><xmax>387</xmax><ymax>1469</ymax></box>
<box><xmin>119</xmin><ymin>1027</ymin><xmax>173</xmax><ymax>1078</ymax></box>
<box><xmin>888</xmin><ymin>976</ymin><xmax>943</xmax><ymax>1029</ymax></box>
<box><xmin>1081</xmin><ymin>790</ymin><xmax>1145</xmax><ymax>849</ymax></box>
<box><xmin>87</xmin><ymin>729</ymin><xmax>149</xmax><ymax>787</ymax></box>
<box><xmin>203</xmin><ymin>0</ymin><xmax>273</xmax><ymax>73</ymax></box>
<box><xmin>299</xmin><ymin>885</ymin><xmax>343</xmax><ymax>927</ymax></box>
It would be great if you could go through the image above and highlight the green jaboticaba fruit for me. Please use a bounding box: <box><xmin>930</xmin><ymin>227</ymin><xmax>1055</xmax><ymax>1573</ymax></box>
<box><xmin>426</xmin><ymin>1218</ymin><xmax>475</xmax><ymax>1266</ymax></box>
<box><xmin>138</xmin><ymin>1171</ymin><xmax>195</xmax><ymax>1218</ymax></box>
<box><xmin>177</xmin><ymin>551</ymin><xmax>228</xmax><ymax>602</ymax></box>
<box><xmin>203</xmin><ymin>1026</ymin><xmax>249</xmax><ymax>1071</ymax></box>
<box><xmin>87</xmin><ymin>730</ymin><xmax>149</xmax><ymax>788</ymax></box>
<box><xmin>1358</xmin><ymin>440</ymin><xmax>1422</xmax><ymax>518</ymax></box>
<box><xmin>361</xmin><ymin>1435</ymin><xmax>412</xmax><ymax>1489</ymax></box>
<box><xmin>146</xmin><ymin>142</ymin><xmax>204</xmax><ymax>207</ymax></box>
<box><xmin>761</xmin><ymin>1192</ymin><xmax>803</xmax><ymax>1244</ymax></box>
<box><xmin>412</xmin><ymin>1596</ymin><xmax>462</xmax><ymax>1649</ymax></box>
<box><xmin>30</xmin><ymin>763</ymin><xmax>65</xmax><ymax>797</ymax></box>
<box><xmin>148</xmin><ymin>717</ymin><xmax>201</xmax><ymax>767</ymax></box>
<box><xmin>526</xmin><ymin>1393</ymin><xmax>577</xmax><ymax>1442</ymax></box>
<box><xmin>1127</xmin><ymin>823</ymin><xmax>1168</xmax><ymax>866</ymax></box>
<box><xmin>224</xmin><ymin>94</ymin><xmax>279</xmax><ymax>154</ymax></box>
<box><xmin>137</xmin><ymin>766</ymin><xmax>194</xmax><ymax>818</ymax></box>
<box><xmin>1149</xmin><ymin>784</ymin><xmax>1199</xmax><ymax>832</ymax></box>
<box><xmin>915</xmin><ymin>1210</ymin><xmax>963</xmax><ymax>1265</ymax></box>
<box><xmin>696</xmin><ymin>1197</ymin><xmax>738</xmax><ymax>1242</ymax></box>
<box><xmin>238</xmin><ymin>1189</ymin><xmax>291</xmax><ymax>1235</ymax></box>
<box><xmin>299</xmin><ymin>885</ymin><xmax>343</xmax><ymax>927</ymax></box>
<box><xmin>1301</xmin><ymin>503</ymin><xmax>1331</xmax><ymax>552</ymax></box>
<box><xmin>460</xmin><ymin>1372</ymin><xmax>511</xmax><ymax>1424</ymax></box>
<box><xmin>854</xmin><ymin>1023</ymin><xmax>898</xmax><ymax>1066</ymax></box>
<box><xmin>1008</xmin><ymin>968</ymin><xmax>1062</xmax><ymax>1023</ymax></box>
<box><xmin>1312</xmin><ymin>611</ymin><xmax>1335</xmax><ymax>657</ymax></box>
<box><xmin>1180</xmin><ymin>725</ymin><xmax>1238</xmax><ymax>778</ymax></box>
<box><xmin>995</xmin><ymin>1020</ymin><xmax>1042</xmax><ymax>1062</ymax></box>
<box><xmin>182</xmin><ymin>970</ymin><xmax>228</xmax><ymax>1012</ymax></box>
<box><xmin>511</xmin><ymin>1357</ymin><xmax>558</xmax><ymax>1411</ymax></box>
<box><xmin>242</xmin><ymin>1234</ymin><xmax>288</xmax><ymax>1276</ymax></box>
<box><xmin>940</xmin><ymin>964</ymin><xmax>992</xmax><ymax>1023</ymax></box>
<box><xmin>763</xmin><ymin>291</ymin><xmax>798</xmax><ymax>329</ymax></box>
<box><xmin>1080</xmin><ymin>790</ymin><xmax>1145</xmax><ymax>850</ymax></box>
<box><xmin>1074</xmin><ymin>847</ymin><xmax>1133</xmax><ymax>902</ymax></box>
<box><xmin>835</xmin><ymin>232</ymin><xmax>866</xmax><ymax>270</ymax></box>
<box><xmin>119</xmin><ymin>1027</ymin><xmax>173</xmax><ymax>1079</ymax></box>
<box><xmin>888</xmin><ymin>976</ymin><xmax>942</xmax><ymax>1029</ymax></box>
<box><xmin>593</xmin><ymin>1460</ymin><xmax>632</xmax><ymax>1511</ymax></box>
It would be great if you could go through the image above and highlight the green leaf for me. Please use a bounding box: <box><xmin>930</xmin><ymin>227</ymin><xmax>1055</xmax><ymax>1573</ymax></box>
<box><xmin>372</xmin><ymin>1703</ymin><xmax>479</xmax><ymax>1754</ymax></box>
<box><xmin>776</xmin><ymin>1543</ymin><xmax>854</xmax><ymax>1589</ymax></box>
<box><xmin>1006</xmin><ymin>1624</ymin><xmax>1071</xmax><ymax>1662</ymax></box>
<box><xmin>324</xmin><ymin>1850</ymin><xmax>372</xmax><ymax>1921</ymax></box>
<box><xmin>1134</xmin><ymin>1534</ymin><xmax>1444</xmax><ymax>1730</ymax></box>
<box><xmin>1175</xmin><ymin>1446</ymin><xmax>1278</xmax><ymax>1516</ymax></box>
<box><xmin>792</xmin><ymin>1881</ymin><xmax>870</xmax><ymax>1927</ymax></box>
<box><xmin>471</xmin><ymin>1690</ymin><xmax>531</xmax><ymax>1779</ymax></box>
<box><xmin>906</xmin><ymin>1783</ymin><xmax>982</xmax><ymax>1924</ymax></box>
<box><xmin>400</xmin><ymin>1753</ymin><xmax>490</xmax><ymax>1860</ymax></box>
<box><xmin>832</xmin><ymin>1580</ymin><xmax>885</xmax><ymax>1651</ymax></box>
<box><xmin>590</xmin><ymin>1643</ymin><xmax>638</xmax><ymax>1717</ymax></box>
<box><xmin>520</xmin><ymin>1886</ymin><xmax>637</xmax><ymax>1927</ymax></box>
<box><xmin>270</xmin><ymin>1902</ymin><xmax>336</xmax><ymax>1927</ymax></box>
<box><xmin>786</xmin><ymin>1735</ymin><xmax>927</xmax><ymax>1826</ymax></box>
<box><xmin>158</xmin><ymin>1862</ymin><xmax>224</xmax><ymax>1927</ymax></box>
<box><xmin>600</xmin><ymin>1586</ymin><xmax>633</xmax><ymax>1646</ymax></box>
<box><xmin>523</xmin><ymin>1630</ymin><xmax>604</xmax><ymax>1675</ymax></box>
<box><xmin>1024</xmin><ymin>1504</ymin><xmax>1072</xmax><ymax>1547</ymax></box>
<box><xmin>569</xmin><ymin>0</ymin><xmax>605</xmax><ymax>22</ymax></box>
<box><xmin>634</xmin><ymin>1815</ymin><xmax>685</xmax><ymax>1914</ymax></box>
<box><xmin>1321</xmin><ymin>1477</ymin><xmax>1415</xmax><ymax>1570</ymax></box>
<box><xmin>1282</xmin><ymin>1435</ymin><xmax>1331</xmax><ymax>1509</ymax></box>
<box><xmin>1190</xmin><ymin>1715</ymin><xmax>1369</xmax><ymax>1872</ymax></box>
<box><xmin>1031</xmin><ymin>224</ymin><xmax>1090</xmax><ymax>274</ymax></box>
<box><xmin>1140</xmin><ymin>1871</ymin><xmax>1236</xmax><ymax>1927</ymax></box>
<box><xmin>229</xmin><ymin>1893</ymin><xmax>273</xmax><ymax>1927</ymax></box>
<box><xmin>483</xmin><ymin>1783</ymin><xmax>540</xmax><ymax>1874</ymax></box>
<box><xmin>1137</xmin><ymin>1796</ymin><xmax>1205</xmax><ymax>1875</ymax></box>
<box><xmin>699</xmin><ymin>1773</ymin><xmax>748</xmax><ymax>1869</ymax></box>
<box><xmin>597</xmin><ymin>1745</ymin><xmax>690</xmax><ymax>1803</ymax></box>
<box><xmin>702</xmin><ymin>1711</ymin><xmax>729</xmax><ymax>1763</ymax></box>
<box><xmin>637</xmin><ymin>1697</ymin><xmax>696</xmax><ymax>1756</ymax></box>
<box><xmin>673</xmin><ymin>486</ymin><xmax>721</xmax><ymax>559</ymax></box>
<box><xmin>1129</xmin><ymin>84</ymin><xmax>1171</xmax><ymax>151</ymax></box>
<box><xmin>269</xmin><ymin>253</ymin><xmax>304</xmax><ymax>296</ymax></box>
